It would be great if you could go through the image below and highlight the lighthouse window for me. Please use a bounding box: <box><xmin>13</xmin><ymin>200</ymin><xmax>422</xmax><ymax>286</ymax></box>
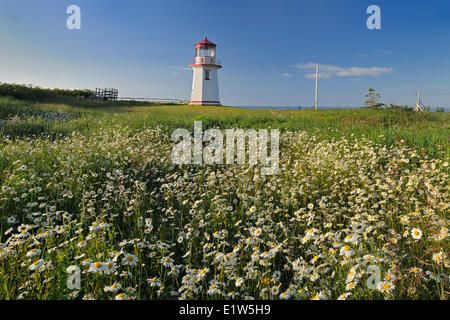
<box><xmin>205</xmin><ymin>70</ymin><xmax>211</xmax><ymax>80</ymax></box>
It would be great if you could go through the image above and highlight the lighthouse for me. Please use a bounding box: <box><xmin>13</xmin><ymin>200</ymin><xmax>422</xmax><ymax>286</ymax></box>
<box><xmin>189</xmin><ymin>37</ymin><xmax>222</xmax><ymax>106</ymax></box>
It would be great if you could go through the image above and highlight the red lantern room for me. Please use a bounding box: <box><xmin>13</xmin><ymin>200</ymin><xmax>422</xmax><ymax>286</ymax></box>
<box><xmin>190</xmin><ymin>37</ymin><xmax>222</xmax><ymax>68</ymax></box>
<box><xmin>195</xmin><ymin>37</ymin><xmax>216</xmax><ymax>57</ymax></box>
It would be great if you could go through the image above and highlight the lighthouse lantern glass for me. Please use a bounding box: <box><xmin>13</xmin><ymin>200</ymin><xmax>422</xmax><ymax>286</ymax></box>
<box><xmin>196</xmin><ymin>47</ymin><xmax>215</xmax><ymax>57</ymax></box>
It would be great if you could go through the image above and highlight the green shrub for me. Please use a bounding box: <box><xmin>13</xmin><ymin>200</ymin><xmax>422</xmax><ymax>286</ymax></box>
<box><xmin>0</xmin><ymin>83</ymin><xmax>93</xmax><ymax>101</ymax></box>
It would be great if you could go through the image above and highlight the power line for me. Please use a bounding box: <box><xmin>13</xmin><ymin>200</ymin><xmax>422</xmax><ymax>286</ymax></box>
<box><xmin>421</xmin><ymin>91</ymin><xmax>450</xmax><ymax>96</ymax></box>
<box><xmin>378</xmin><ymin>89</ymin><xmax>450</xmax><ymax>96</ymax></box>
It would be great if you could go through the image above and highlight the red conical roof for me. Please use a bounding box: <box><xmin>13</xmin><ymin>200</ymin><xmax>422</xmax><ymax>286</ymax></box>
<box><xmin>195</xmin><ymin>37</ymin><xmax>217</xmax><ymax>48</ymax></box>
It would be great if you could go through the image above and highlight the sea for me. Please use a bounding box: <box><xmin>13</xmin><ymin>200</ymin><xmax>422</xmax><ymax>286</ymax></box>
<box><xmin>232</xmin><ymin>106</ymin><xmax>450</xmax><ymax>112</ymax></box>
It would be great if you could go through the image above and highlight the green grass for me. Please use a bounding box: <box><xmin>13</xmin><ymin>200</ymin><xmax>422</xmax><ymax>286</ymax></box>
<box><xmin>2</xmin><ymin>98</ymin><xmax>447</xmax><ymax>159</ymax></box>
<box><xmin>128</xmin><ymin>105</ymin><xmax>449</xmax><ymax>158</ymax></box>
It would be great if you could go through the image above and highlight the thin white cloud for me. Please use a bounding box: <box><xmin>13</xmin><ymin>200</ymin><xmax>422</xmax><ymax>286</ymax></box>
<box><xmin>294</xmin><ymin>62</ymin><xmax>393</xmax><ymax>79</ymax></box>
<box><xmin>171</xmin><ymin>65</ymin><xmax>190</xmax><ymax>71</ymax></box>
<box><xmin>281</xmin><ymin>72</ymin><xmax>292</xmax><ymax>78</ymax></box>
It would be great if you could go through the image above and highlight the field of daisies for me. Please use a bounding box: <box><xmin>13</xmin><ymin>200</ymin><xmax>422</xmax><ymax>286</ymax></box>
<box><xmin>0</xmin><ymin>98</ymin><xmax>448</xmax><ymax>300</ymax></box>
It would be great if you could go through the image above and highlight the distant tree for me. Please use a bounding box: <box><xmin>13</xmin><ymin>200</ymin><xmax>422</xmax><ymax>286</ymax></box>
<box><xmin>436</xmin><ymin>107</ymin><xmax>445</xmax><ymax>112</ymax></box>
<box><xmin>363</xmin><ymin>88</ymin><xmax>384</xmax><ymax>109</ymax></box>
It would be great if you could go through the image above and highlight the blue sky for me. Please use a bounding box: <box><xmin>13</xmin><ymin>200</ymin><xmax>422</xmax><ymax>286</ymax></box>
<box><xmin>0</xmin><ymin>0</ymin><xmax>449</xmax><ymax>107</ymax></box>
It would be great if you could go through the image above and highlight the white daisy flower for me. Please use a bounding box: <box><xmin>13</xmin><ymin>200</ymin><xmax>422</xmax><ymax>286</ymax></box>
<box><xmin>122</xmin><ymin>253</ymin><xmax>138</xmax><ymax>266</ymax></box>
<box><xmin>411</xmin><ymin>228</ymin><xmax>423</xmax><ymax>240</ymax></box>
<box><xmin>26</xmin><ymin>248</ymin><xmax>41</xmax><ymax>258</ymax></box>
<box><xmin>115</xmin><ymin>293</ymin><xmax>129</xmax><ymax>300</ymax></box>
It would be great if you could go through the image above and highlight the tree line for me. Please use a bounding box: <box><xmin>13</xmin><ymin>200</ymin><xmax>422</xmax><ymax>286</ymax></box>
<box><xmin>0</xmin><ymin>83</ymin><xmax>93</xmax><ymax>102</ymax></box>
<box><xmin>362</xmin><ymin>88</ymin><xmax>445</xmax><ymax>112</ymax></box>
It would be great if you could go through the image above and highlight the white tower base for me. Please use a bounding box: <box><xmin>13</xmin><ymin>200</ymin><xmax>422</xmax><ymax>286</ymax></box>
<box><xmin>190</xmin><ymin>67</ymin><xmax>221</xmax><ymax>106</ymax></box>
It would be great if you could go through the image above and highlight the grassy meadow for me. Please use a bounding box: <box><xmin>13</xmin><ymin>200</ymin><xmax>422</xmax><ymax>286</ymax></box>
<box><xmin>0</xmin><ymin>97</ymin><xmax>448</xmax><ymax>300</ymax></box>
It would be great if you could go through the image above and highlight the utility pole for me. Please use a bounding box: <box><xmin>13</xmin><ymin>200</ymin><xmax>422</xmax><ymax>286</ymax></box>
<box><xmin>414</xmin><ymin>89</ymin><xmax>424</xmax><ymax>112</ymax></box>
<box><xmin>314</xmin><ymin>64</ymin><xmax>319</xmax><ymax>110</ymax></box>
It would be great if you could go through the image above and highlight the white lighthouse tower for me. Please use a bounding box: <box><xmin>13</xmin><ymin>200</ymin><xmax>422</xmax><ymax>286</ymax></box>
<box><xmin>189</xmin><ymin>37</ymin><xmax>222</xmax><ymax>106</ymax></box>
